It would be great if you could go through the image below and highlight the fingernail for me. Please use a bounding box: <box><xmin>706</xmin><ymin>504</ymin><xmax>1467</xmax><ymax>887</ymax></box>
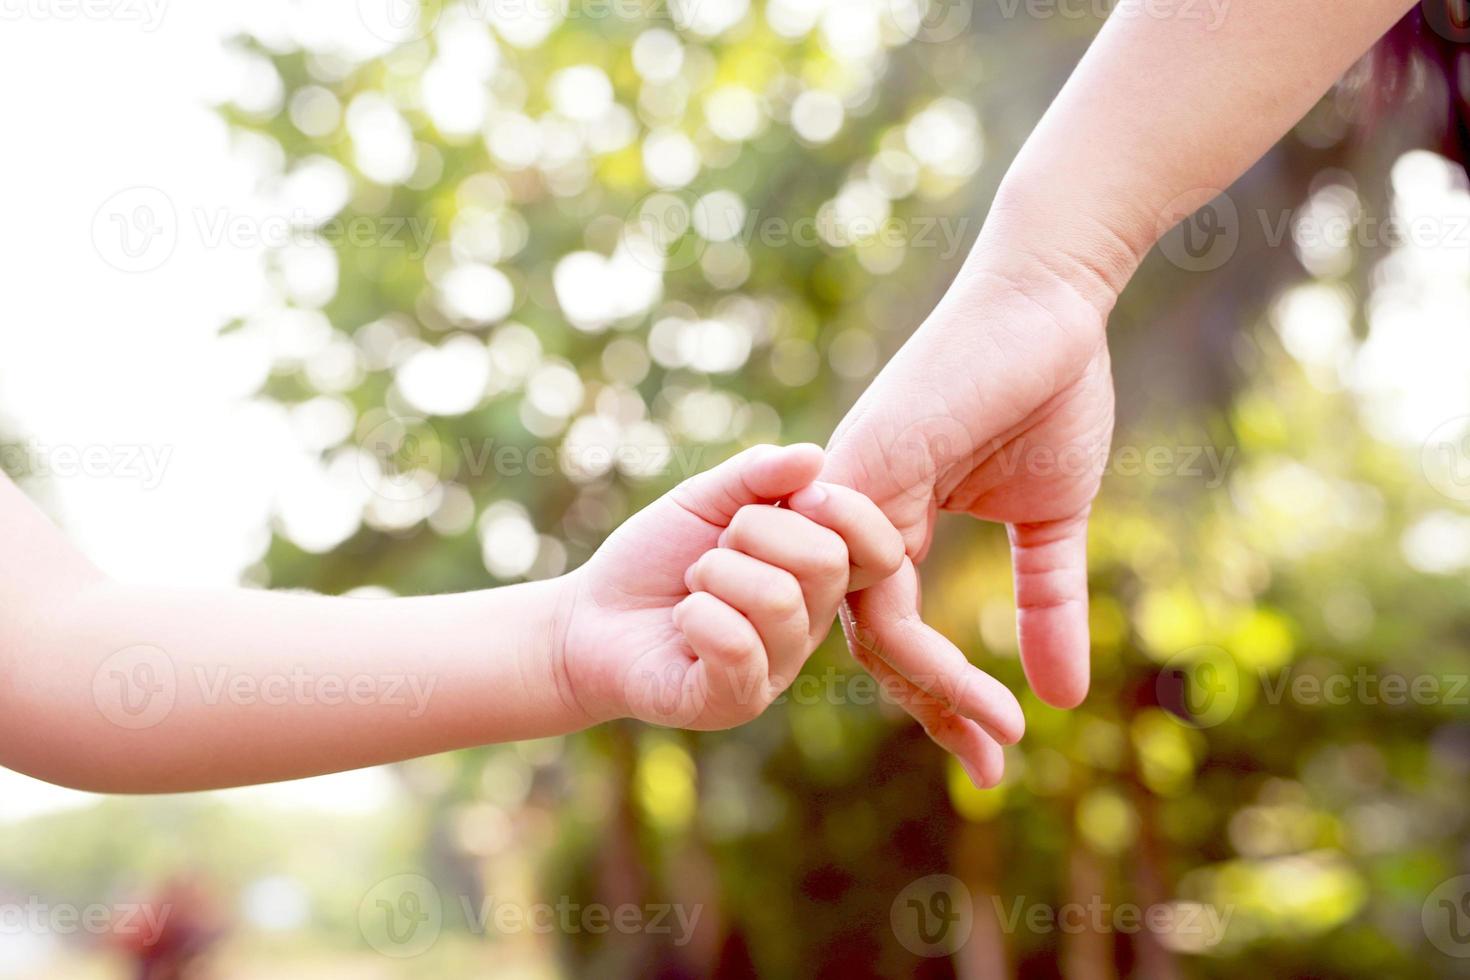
<box><xmin>960</xmin><ymin>758</ymin><xmax>992</xmax><ymax>790</ymax></box>
<box><xmin>982</xmin><ymin>722</ymin><xmax>1018</xmax><ymax>747</ymax></box>
<box><xmin>683</xmin><ymin>562</ymin><xmax>697</xmax><ymax>592</ymax></box>
<box><xmin>717</xmin><ymin>530</ymin><xmax>730</xmax><ymax>548</ymax></box>
<box><xmin>788</xmin><ymin>482</ymin><xmax>828</xmax><ymax>510</ymax></box>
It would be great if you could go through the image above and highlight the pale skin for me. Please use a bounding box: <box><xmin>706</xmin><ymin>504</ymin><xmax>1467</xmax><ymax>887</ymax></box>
<box><xmin>822</xmin><ymin>0</ymin><xmax>1421</xmax><ymax>781</ymax></box>
<box><xmin>0</xmin><ymin>444</ymin><xmax>1022</xmax><ymax>794</ymax></box>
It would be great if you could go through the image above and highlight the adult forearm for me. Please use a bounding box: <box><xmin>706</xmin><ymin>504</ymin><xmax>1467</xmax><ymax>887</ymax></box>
<box><xmin>2</xmin><ymin>577</ymin><xmax>580</xmax><ymax>793</ymax></box>
<box><xmin>967</xmin><ymin>0</ymin><xmax>1416</xmax><ymax>310</ymax></box>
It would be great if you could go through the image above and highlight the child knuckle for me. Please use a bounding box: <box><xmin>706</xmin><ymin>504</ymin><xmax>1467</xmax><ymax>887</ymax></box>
<box><xmin>819</xmin><ymin>537</ymin><xmax>849</xmax><ymax>575</ymax></box>
<box><xmin>726</xmin><ymin>508</ymin><xmax>757</xmax><ymax>546</ymax></box>
<box><xmin>771</xmin><ymin>575</ymin><xmax>804</xmax><ymax>616</ymax></box>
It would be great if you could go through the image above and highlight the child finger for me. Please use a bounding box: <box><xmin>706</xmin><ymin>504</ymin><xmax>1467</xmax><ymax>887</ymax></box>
<box><xmin>672</xmin><ymin>591</ymin><xmax>770</xmax><ymax>726</ymax></box>
<box><xmin>718</xmin><ymin>505</ymin><xmax>849</xmax><ymax>640</ymax></box>
<box><xmin>685</xmin><ymin>548</ymin><xmax>810</xmax><ymax>692</ymax></box>
<box><xmin>670</xmin><ymin>444</ymin><xmax>824</xmax><ymax>528</ymax></box>
<box><xmin>786</xmin><ymin>481</ymin><xmax>906</xmax><ymax>591</ymax></box>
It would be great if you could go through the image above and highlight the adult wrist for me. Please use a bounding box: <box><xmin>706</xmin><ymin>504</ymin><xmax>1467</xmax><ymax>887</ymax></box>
<box><xmin>963</xmin><ymin>174</ymin><xmax>1148</xmax><ymax>320</ymax></box>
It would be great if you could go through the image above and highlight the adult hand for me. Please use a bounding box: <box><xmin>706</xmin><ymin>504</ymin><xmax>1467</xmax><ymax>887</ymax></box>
<box><xmin>814</xmin><ymin>0</ymin><xmax>1418</xmax><ymax>786</ymax></box>
<box><xmin>821</xmin><ymin>247</ymin><xmax>1119</xmax><ymax>787</ymax></box>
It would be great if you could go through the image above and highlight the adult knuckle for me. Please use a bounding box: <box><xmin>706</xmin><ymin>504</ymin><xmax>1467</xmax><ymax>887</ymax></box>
<box><xmin>874</xmin><ymin>533</ymin><xmax>906</xmax><ymax>577</ymax></box>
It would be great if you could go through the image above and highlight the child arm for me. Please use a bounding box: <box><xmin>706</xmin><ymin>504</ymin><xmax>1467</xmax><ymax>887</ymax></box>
<box><xmin>0</xmin><ymin>473</ymin><xmax>582</xmax><ymax>792</ymax></box>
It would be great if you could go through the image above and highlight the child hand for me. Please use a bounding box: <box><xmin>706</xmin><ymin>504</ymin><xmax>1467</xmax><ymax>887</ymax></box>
<box><xmin>556</xmin><ymin>443</ymin><xmax>887</xmax><ymax>730</ymax></box>
<box><xmin>554</xmin><ymin>444</ymin><xmax>1024</xmax><ymax>746</ymax></box>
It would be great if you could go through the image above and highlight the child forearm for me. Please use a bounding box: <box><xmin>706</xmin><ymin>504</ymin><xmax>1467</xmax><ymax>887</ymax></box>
<box><xmin>2</xmin><ymin>575</ymin><xmax>583</xmax><ymax>793</ymax></box>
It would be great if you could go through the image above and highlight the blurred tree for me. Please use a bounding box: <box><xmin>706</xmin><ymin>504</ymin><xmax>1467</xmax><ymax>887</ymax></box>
<box><xmin>146</xmin><ymin>1</ymin><xmax>1470</xmax><ymax>976</ymax></box>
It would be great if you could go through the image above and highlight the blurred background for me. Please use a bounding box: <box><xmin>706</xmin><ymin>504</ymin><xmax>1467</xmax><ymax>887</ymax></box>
<box><xmin>1</xmin><ymin>0</ymin><xmax>1468</xmax><ymax>976</ymax></box>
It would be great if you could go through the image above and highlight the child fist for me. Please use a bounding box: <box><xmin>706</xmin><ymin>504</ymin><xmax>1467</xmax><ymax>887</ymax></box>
<box><xmin>554</xmin><ymin>443</ymin><xmax>1023</xmax><ymax>749</ymax></box>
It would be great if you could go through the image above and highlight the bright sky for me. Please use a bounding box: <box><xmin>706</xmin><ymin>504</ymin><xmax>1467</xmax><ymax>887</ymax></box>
<box><xmin>0</xmin><ymin>3</ymin><xmax>399</xmax><ymax>823</ymax></box>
